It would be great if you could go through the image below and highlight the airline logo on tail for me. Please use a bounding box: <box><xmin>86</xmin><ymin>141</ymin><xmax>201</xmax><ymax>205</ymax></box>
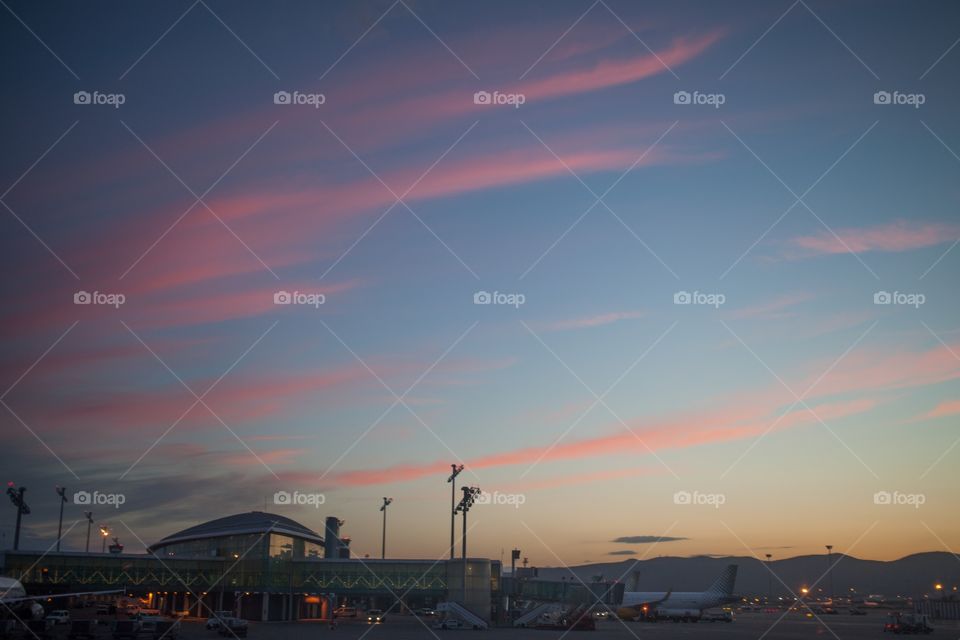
<box><xmin>706</xmin><ymin>564</ymin><xmax>738</xmax><ymax>597</ymax></box>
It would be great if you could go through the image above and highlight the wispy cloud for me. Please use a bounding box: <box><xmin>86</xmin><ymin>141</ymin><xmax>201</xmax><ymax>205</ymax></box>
<box><xmin>613</xmin><ymin>535</ymin><xmax>688</xmax><ymax>544</ymax></box>
<box><xmin>727</xmin><ymin>292</ymin><xmax>813</xmax><ymax>320</ymax></box>
<box><xmin>545</xmin><ymin>310</ymin><xmax>646</xmax><ymax>331</ymax></box>
<box><xmin>787</xmin><ymin>220</ymin><xmax>959</xmax><ymax>257</ymax></box>
<box><xmin>912</xmin><ymin>400</ymin><xmax>960</xmax><ymax>422</ymax></box>
<box><xmin>515</xmin><ymin>31</ymin><xmax>724</xmax><ymax>103</ymax></box>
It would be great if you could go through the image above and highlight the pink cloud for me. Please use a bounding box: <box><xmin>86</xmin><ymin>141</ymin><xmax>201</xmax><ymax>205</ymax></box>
<box><xmin>545</xmin><ymin>310</ymin><xmax>647</xmax><ymax>331</ymax></box>
<box><xmin>24</xmin><ymin>19</ymin><xmax>724</xmax><ymax>223</ymax></box>
<box><xmin>506</xmin><ymin>467</ymin><xmax>664</xmax><ymax>492</ymax></box>
<box><xmin>327</xmin><ymin>396</ymin><xmax>878</xmax><ymax>487</ymax></box>
<box><xmin>807</xmin><ymin>340</ymin><xmax>960</xmax><ymax>399</ymax></box>
<box><xmin>789</xmin><ymin>220</ymin><xmax>959</xmax><ymax>256</ymax></box>
<box><xmin>29</xmin><ymin>364</ymin><xmax>376</xmax><ymax>437</ymax></box>
<box><xmin>914</xmin><ymin>400</ymin><xmax>960</xmax><ymax>421</ymax></box>
<box><xmin>325</xmin><ymin>336</ymin><xmax>960</xmax><ymax>488</ymax></box>
<box><xmin>727</xmin><ymin>292</ymin><xmax>814</xmax><ymax>320</ymax></box>
<box><xmin>515</xmin><ymin>32</ymin><xmax>723</xmax><ymax>103</ymax></box>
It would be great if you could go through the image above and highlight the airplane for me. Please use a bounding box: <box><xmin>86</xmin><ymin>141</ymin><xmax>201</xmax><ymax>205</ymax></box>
<box><xmin>1</xmin><ymin>576</ymin><xmax>122</xmax><ymax>621</ymax></box>
<box><xmin>617</xmin><ymin>564</ymin><xmax>738</xmax><ymax>622</ymax></box>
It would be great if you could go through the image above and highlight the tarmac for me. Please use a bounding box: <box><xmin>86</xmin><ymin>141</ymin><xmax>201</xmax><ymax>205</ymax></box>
<box><xmin>34</xmin><ymin>610</ymin><xmax>960</xmax><ymax>640</ymax></box>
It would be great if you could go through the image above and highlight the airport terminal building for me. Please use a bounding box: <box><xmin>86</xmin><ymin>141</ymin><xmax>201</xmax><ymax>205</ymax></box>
<box><xmin>0</xmin><ymin>512</ymin><xmax>619</xmax><ymax>623</ymax></box>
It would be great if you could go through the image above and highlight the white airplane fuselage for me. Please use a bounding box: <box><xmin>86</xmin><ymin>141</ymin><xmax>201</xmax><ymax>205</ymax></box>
<box><xmin>622</xmin><ymin>590</ymin><xmax>735</xmax><ymax>612</ymax></box>
<box><xmin>619</xmin><ymin>564</ymin><xmax>739</xmax><ymax>619</ymax></box>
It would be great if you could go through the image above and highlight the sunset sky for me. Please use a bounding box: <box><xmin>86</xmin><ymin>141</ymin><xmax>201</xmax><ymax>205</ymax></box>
<box><xmin>1</xmin><ymin>0</ymin><xmax>958</xmax><ymax>566</ymax></box>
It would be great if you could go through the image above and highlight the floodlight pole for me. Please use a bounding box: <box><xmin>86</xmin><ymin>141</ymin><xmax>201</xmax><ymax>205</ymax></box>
<box><xmin>456</xmin><ymin>486</ymin><xmax>480</xmax><ymax>604</ymax></box>
<box><xmin>84</xmin><ymin>511</ymin><xmax>94</xmax><ymax>553</ymax></box>
<box><xmin>55</xmin><ymin>486</ymin><xmax>67</xmax><ymax>552</ymax></box>
<box><xmin>765</xmin><ymin>553</ymin><xmax>772</xmax><ymax>604</ymax></box>
<box><xmin>6</xmin><ymin>484</ymin><xmax>30</xmax><ymax>551</ymax></box>
<box><xmin>825</xmin><ymin>545</ymin><xmax>834</xmax><ymax>603</ymax></box>
<box><xmin>380</xmin><ymin>497</ymin><xmax>393</xmax><ymax>559</ymax></box>
<box><xmin>447</xmin><ymin>464</ymin><xmax>463</xmax><ymax>560</ymax></box>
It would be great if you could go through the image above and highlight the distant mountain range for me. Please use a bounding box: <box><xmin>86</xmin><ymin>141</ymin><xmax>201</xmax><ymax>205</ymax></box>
<box><xmin>532</xmin><ymin>553</ymin><xmax>957</xmax><ymax>597</ymax></box>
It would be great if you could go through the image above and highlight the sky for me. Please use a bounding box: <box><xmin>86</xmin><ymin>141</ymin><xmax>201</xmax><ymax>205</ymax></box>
<box><xmin>0</xmin><ymin>0</ymin><xmax>958</xmax><ymax>567</ymax></box>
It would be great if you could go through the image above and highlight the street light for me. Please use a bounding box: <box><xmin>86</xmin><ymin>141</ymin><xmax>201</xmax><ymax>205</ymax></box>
<box><xmin>825</xmin><ymin>545</ymin><xmax>834</xmax><ymax>603</ymax></box>
<box><xmin>55</xmin><ymin>486</ymin><xmax>67</xmax><ymax>552</ymax></box>
<box><xmin>765</xmin><ymin>553</ymin><xmax>773</xmax><ymax>604</ymax></box>
<box><xmin>447</xmin><ymin>464</ymin><xmax>464</xmax><ymax>560</ymax></box>
<box><xmin>100</xmin><ymin>525</ymin><xmax>110</xmax><ymax>553</ymax></box>
<box><xmin>455</xmin><ymin>486</ymin><xmax>482</xmax><ymax>603</ymax></box>
<box><xmin>379</xmin><ymin>497</ymin><xmax>393</xmax><ymax>559</ymax></box>
<box><xmin>84</xmin><ymin>511</ymin><xmax>94</xmax><ymax>553</ymax></box>
<box><xmin>6</xmin><ymin>483</ymin><xmax>30</xmax><ymax>551</ymax></box>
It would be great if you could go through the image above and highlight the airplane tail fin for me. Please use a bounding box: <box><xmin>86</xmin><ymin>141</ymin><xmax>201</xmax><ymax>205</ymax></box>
<box><xmin>706</xmin><ymin>565</ymin><xmax>737</xmax><ymax>596</ymax></box>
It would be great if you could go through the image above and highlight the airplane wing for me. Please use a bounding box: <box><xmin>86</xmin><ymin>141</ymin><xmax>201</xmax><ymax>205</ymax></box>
<box><xmin>616</xmin><ymin>589</ymin><xmax>672</xmax><ymax>619</ymax></box>
<box><xmin>1</xmin><ymin>588</ymin><xmax>123</xmax><ymax>604</ymax></box>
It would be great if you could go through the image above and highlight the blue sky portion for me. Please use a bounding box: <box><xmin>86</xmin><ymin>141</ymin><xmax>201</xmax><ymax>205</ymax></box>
<box><xmin>1</xmin><ymin>0</ymin><xmax>958</xmax><ymax>564</ymax></box>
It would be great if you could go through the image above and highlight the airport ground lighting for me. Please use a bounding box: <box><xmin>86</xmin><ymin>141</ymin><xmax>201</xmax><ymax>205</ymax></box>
<box><xmin>380</xmin><ymin>497</ymin><xmax>393</xmax><ymax>559</ymax></box>
<box><xmin>447</xmin><ymin>464</ymin><xmax>464</xmax><ymax>559</ymax></box>
<box><xmin>55</xmin><ymin>486</ymin><xmax>67</xmax><ymax>552</ymax></box>
<box><xmin>6</xmin><ymin>483</ymin><xmax>30</xmax><ymax>551</ymax></box>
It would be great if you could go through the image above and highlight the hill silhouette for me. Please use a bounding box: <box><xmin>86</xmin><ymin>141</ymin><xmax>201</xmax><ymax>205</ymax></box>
<box><xmin>534</xmin><ymin>552</ymin><xmax>956</xmax><ymax>596</ymax></box>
